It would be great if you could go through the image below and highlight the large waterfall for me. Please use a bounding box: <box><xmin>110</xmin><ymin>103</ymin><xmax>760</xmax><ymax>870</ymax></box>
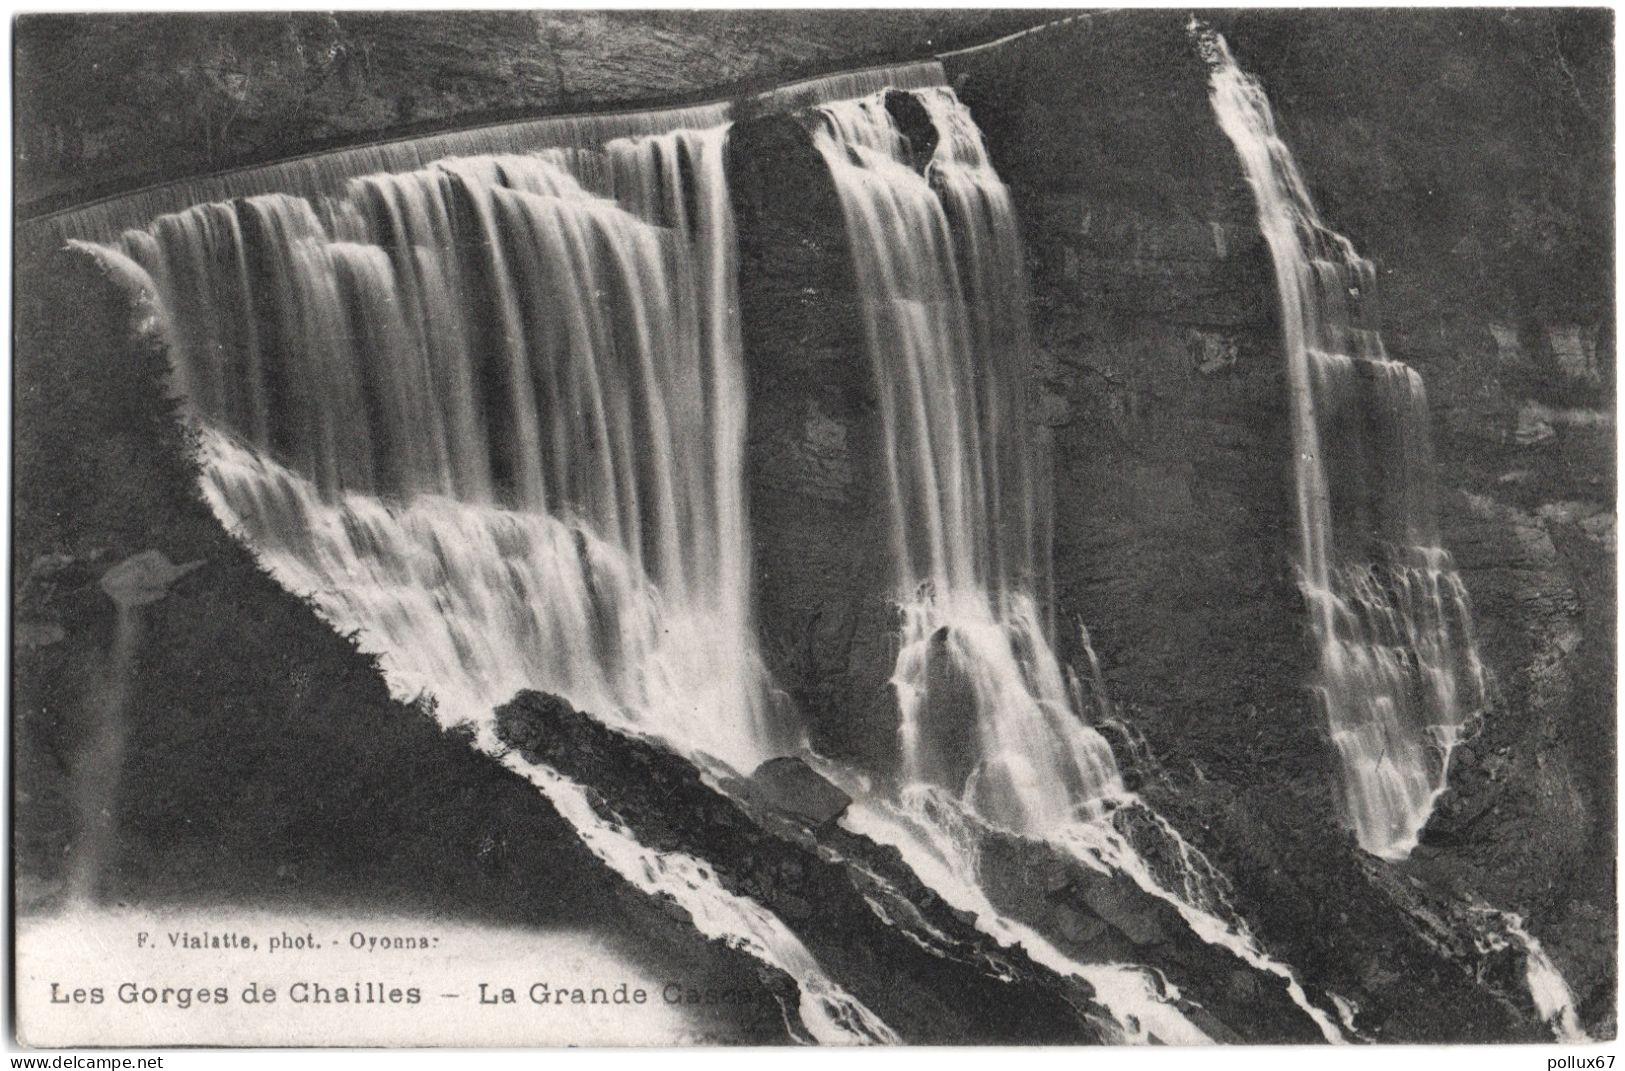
<box><xmin>799</xmin><ymin>76</ymin><xmax>1343</xmax><ymax>1044</ymax></box>
<box><xmin>111</xmin><ymin>124</ymin><xmax>785</xmax><ymax>771</ymax></box>
<box><xmin>18</xmin><ymin>9</ymin><xmax>1606</xmax><ymax>1048</ymax></box>
<box><xmin>76</xmin><ymin>61</ymin><xmax>1347</xmax><ymax>1046</ymax></box>
<box><xmin>1202</xmin><ymin>31</ymin><xmax>1491</xmax><ymax>859</ymax></box>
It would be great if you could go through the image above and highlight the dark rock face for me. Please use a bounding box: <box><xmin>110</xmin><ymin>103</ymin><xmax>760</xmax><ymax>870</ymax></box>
<box><xmin>969</xmin><ymin>803</ymin><xmax>1329</xmax><ymax>1044</ymax></box>
<box><xmin>494</xmin><ymin>689</ymin><xmax>1117</xmax><ymax>1044</ymax></box>
<box><xmin>13</xmin><ymin>9</ymin><xmax>1611</xmax><ymax>1046</ymax></box>
<box><xmin>941</xmin><ymin>10</ymin><xmax>1612</xmax><ymax>1041</ymax></box>
<box><xmin>950</xmin><ymin>15</ymin><xmax>1313</xmax><ymax>780</ymax></box>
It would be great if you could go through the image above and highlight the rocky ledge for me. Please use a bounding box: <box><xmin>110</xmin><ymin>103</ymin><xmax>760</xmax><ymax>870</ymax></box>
<box><xmin>495</xmin><ymin>689</ymin><xmax>1115</xmax><ymax>1044</ymax></box>
<box><xmin>492</xmin><ymin>688</ymin><xmax>1429</xmax><ymax>1043</ymax></box>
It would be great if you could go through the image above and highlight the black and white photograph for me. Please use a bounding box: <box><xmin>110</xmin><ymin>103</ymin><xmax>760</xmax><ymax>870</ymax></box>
<box><xmin>8</xmin><ymin>6</ymin><xmax>1617</xmax><ymax>1053</ymax></box>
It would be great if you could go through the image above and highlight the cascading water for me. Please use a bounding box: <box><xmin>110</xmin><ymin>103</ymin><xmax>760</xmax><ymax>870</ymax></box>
<box><xmin>802</xmin><ymin>78</ymin><xmax>1342</xmax><ymax>1043</ymax></box>
<box><xmin>112</xmin><ymin>130</ymin><xmax>782</xmax><ymax>771</ymax></box>
<box><xmin>1200</xmin><ymin>29</ymin><xmax>1491</xmax><ymax>860</ymax></box>
<box><xmin>83</xmin><ymin>113</ymin><xmax>893</xmax><ymax>1043</ymax></box>
<box><xmin>22</xmin><ymin>16</ymin><xmax>1602</xmax><ymax>1046</ymax></box>
<box><xmin>72</xmin><ymin>57</ymin><xmax>1345</xmax><ymax>1046</ymax></box>
<box><xmin>807</xmin><ymin>86</ymin><xmax>1119</xmax><ymax>833</ymax></box>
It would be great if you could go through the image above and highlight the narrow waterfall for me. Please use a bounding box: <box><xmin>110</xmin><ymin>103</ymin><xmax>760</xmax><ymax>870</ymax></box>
<box><xmin>801</xmin><ymin>78</ymin><xmax>1342</xmax><ymax>1043</ymax></box>
<box><xmin>1195</xmin><ymin>28</ymin><xmax>1592</xmax><ymax>1043</ymax></box>
<box><xmin>807</xmin><ymin>85</ymin><xmax>1121</xmax><ymax>834</ymax></box>
<box><xmin>1201</xmin><ymin>30</ymin><xmax>1491</xmax><ymax>860</ymax></box>
<box><xmin>85</xmin><ymin>116</ymin><xmax>897</xmax><ymax>1043</ymax></box>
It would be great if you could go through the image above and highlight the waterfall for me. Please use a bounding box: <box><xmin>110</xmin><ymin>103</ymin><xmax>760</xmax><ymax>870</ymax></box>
<box><xmin>807</xmin><ymin>85</ymin><xmax>1121</xmax><ymax>834</ymax></box>
<box><xmin>84</xmin><ymin>115</ymin><xmax>905</xmax><ymax>1042</ymax></box>
<box><xmin>1466</xmin><ymin>906</ymin><xmax>1590</xmax><ymax>1043</ymax></box>
<box><xmin>1201</xmin><ymin>29</ymin><xmax>1491</xmax><ymax>860</ymax></box>
<box><xmin>801</xmin><ymin>78</ymin><xmax>1342</xmax><ymax>1043</ymax></box>
<box><xmin>75</xmin><ymin>59</ymin><xmax>1343</xmax><ymax>1044</ymax></box>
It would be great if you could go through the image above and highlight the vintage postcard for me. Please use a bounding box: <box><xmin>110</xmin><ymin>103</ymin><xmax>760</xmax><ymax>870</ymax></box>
<box><xmin>10</xmin><ymin>8</ymin><xmax>1615</xmax><ymax>1052</ymax></box>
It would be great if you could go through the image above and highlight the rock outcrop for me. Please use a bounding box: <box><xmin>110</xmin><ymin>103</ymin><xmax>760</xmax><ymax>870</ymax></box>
<box><xmin>728</xmin><ymin>109</ymin><xmax>904</xmax><ymax>771</ymax></box>
<box><xmin>494</xmin><ymin>688</ymin><xmax>1423</xmax><ymax>1042</ymax></box>
<box><xmin>494</xmin><ymin>689</ymin><xmax>1119</xmax><ymax>1044</ymax></box>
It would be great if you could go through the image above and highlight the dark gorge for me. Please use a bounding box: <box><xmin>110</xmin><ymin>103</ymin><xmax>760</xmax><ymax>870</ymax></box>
<box><xmin>12</xmin><ymin>10</ymin><xmax>1614</xmax><ymax>1046</ymax></box>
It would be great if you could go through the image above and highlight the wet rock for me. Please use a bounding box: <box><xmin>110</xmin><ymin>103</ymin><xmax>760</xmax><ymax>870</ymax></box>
<box><xmin>1053</xmin><ymin>904</ymin><xmax>1110</xmax><ymax>946</ymax></box>
<box><xmin>1512</xmin><ymin>408</ymin><xmax>1558</xmax><ymax>447</ymax></box>
<box><xmin>749</xmin><ymin>757</ymin><xmax>850</xmax><ymax>825</ymax></box>
<box><xmin>1188</xmin><ymin>329</ymin><xmax>1238</xmax><ymax>375</ymax></box>
<box><xmin>883</xmin><ymin>90</ymin><xmax>939</xmax><ymax>172</ymax></box>
<box><xmin>913</xmin><ymin>629</ymin><xmax>980</xmax><ymax>791</ymax></box>
<box><xmin>728</xmin><ymin>105</ymin><xmax>902</xmax><ymax>771</ymax></box>
<box><xmin>1079</xmin><ymin>876</ymin><xmax>1167</xmax><ymax>946</ymax></box>
<box><xmin>494</xmin><ymin>688</ymin><xmax>1112</xmax><ymax>1044</ymax></box>
<box><xmin>1547</xmin><ymin>325</ymin><xmax>1601</xmax><ymax>384</ymax></box>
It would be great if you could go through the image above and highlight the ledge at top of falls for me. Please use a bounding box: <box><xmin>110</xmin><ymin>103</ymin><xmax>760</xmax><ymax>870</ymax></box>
<box><xmin>16</xmin><ymin>10</ymin><xmax>1123</xmax><ymax>242</ymax></box>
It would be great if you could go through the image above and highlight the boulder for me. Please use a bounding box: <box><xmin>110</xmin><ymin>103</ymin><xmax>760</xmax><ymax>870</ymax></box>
<box><xmin>494</xmin><ymin>688</ymin><xmax>1115</xmax><ymax>1044</ymax></box>
<box><xmin>749</xmin><ymin>757</ymin><xmax>850</xmax><ymax>825</ymax></box>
